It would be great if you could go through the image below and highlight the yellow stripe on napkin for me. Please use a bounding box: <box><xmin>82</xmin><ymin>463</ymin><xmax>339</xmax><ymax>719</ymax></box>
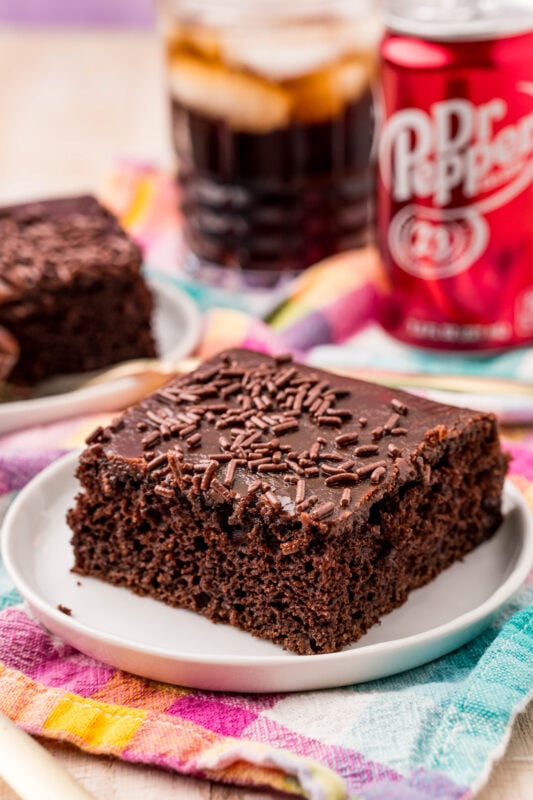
<box><xmin>44</xmin><ymin>694</ymin><xmax>146</xmax><ymax>750</ymax></box>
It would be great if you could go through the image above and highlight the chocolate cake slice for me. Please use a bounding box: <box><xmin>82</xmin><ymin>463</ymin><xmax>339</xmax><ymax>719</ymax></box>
<box><xmin>0</xmin><ymin>194</ymin><xmax>156</xmax><ymax>385</ymax></box>
<box><xmin>68</xmin><ymin>349</ymin><xmax>508</xmax><ymax>655</ymax></box>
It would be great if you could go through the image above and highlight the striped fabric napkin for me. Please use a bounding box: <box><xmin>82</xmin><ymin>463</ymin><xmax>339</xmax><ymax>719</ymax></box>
<box><xmin>0</xmin><ymin>431</ymin><xmax>532</xmax><ymax>800</ymax></box>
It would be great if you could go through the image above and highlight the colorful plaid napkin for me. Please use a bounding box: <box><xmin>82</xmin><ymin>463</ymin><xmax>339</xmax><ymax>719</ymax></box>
<box><xmin>0</xmin><ymin>162</ymin><xmax>532</xmax><ymax>799</ymax></box>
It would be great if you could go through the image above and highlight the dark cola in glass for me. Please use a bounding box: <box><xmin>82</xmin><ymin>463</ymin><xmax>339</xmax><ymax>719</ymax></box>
<box><xmin>162</xmin><ymin>1</ymin><xmax>381</xmax><ymax>289</ymax></box>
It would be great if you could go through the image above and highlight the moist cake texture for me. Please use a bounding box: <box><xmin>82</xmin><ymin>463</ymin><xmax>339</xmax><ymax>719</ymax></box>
<box><xmin>68</xmin><ymin>349</ymin><xmax>508</xmax><ymax>654</ymax></box>
<box><xmin>0</xmin><ymin>195</ymin><xmax>156</xmax><ymax>384</ymax></box>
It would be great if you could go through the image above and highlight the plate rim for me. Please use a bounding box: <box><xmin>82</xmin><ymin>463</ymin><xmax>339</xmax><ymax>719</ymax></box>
<box><xmin>0</xmin><ymin>274</ymin><xmax>201</xmax><ymax>421</ymax></box>
<box><xmin>2</xmin><ymin>450</ymin><xmax>533</xmax><ymax>674</ymax></box>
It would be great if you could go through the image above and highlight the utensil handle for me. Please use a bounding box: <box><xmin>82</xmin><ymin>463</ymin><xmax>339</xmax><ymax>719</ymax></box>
<box><xmin>330</xmin><ymin>367</ymin><xmax>533</xmax><ymax>397</ymax></box>
<box><xmin>0</xmin><ymin>712</ymin><xmax>94</xmax><ymax>799</ymax></box>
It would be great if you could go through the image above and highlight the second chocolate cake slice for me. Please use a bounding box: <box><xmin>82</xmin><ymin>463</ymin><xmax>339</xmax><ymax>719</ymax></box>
<box><xmin>68</xmin><ymin>349</ymin><xmax>508</xmax><ymax>654</ymax></box>
<box><xmin>0</xmin><ymin>194</ymin><xmax>156</xmax><ymax>384</ymax></box>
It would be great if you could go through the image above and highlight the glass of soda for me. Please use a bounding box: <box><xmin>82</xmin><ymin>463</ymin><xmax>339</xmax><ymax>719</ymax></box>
<box><xmin>160</xmin><ymin>0</ymin><xmax>381</xmax><ymax>290</ymax></box>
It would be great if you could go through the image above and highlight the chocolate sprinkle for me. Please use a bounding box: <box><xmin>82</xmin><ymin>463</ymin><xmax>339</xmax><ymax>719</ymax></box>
<box><xmin>335</xmin><ymin>432</ymin><xmax>359</xmax><ymax>447</ymax></box>
<box><xmin>272</xmin><ymin>419</ymin><xmax>299</xmax><ymax>435</ymax></box>
<box><xmin>297</xmin><ymin>494</ymin><xmax>318</xmax><ymax>511</ymax></box>
<box><xmin>286</xmin><ymin>459</ymin><xmax>304</xmax><ymax>475</ymax></box>
<box><xmin>354</xmin><ymin>445</ymin><xmax>379</xmax><ymax>457</ymax></box>
<box><xmin>339</xmin><ymin>460</ymin><xmax>355</xmax><ymax>471</ymax></box>
<box><xmin>309</xmin><ymin>441</ymin><xmax>321</xmax><ymax>460</ymax></box>
<box><xmin>201</xmin><ymin>460</ymin><xmax>219</xmax><ymax>490</ymax></box>
<box><xmin>257</xmin><ymin>463</ymin><xmax>288</xmax><ymax>473</ymax></box>
<box><xmin>387</xmin><ymin>444</ymin><xmax>402</xmax><ymax>458</ymax></box>
<box><xmin>206</xmin><ymin>403</ymin><xmax>229</xmax><ymax>413</ymax></box>
<box><xmin>208</xmin><ymin>452</ymin><xmax>232</xmax><ymax>462</ymax></box>
<box><xmin>86</xmin><ymin>426</ymin><xmax>104</xmax><ymax>444</ymax></box>
<box><xmin>391</xmin><ymin>398</ymin><xmax>408</xmax><ymax>415</ymax></box>
<box><xmin>263</xmin><ymin>490</ymin><xmax>282</xmax><ymax>510</ymax></box>
<box><xmin>324</xmin><ymin>472</ymin><xmax>360</xmax><ymax>486</ymax></box>
<box><xmin>318</xmin><ymin>415</ymin><xmax>342</xmax><ymax>427</ymax></box>
<box><xmin>293</xmin><ymin>391</ymin><xmax>306</xmax><ymax>413</ymax></box>
<box><xmin>356</xmin><ymin>460</ymin><xmax>388</xmax><ymax>479</ymax></box>
<box><xmin>211</xmin><ymin>478</ymin><xmax>232</xmax><ymax>501</ymax></box>
<box><xmin>310</xmin><ymin>398</ymin><xmax>322</xmax><ymax>414</ymax></box>
<box><xmin>284</xmin><ymin>474</ymin><xmax>298</xmax><ymax>484</ymax></box>
<box><xmin>194</xmin><ymin>365</ymin><xmax>219</xmax><ymax>383</ymax></box>
<box><xmin>219</xmin><ymin>368</ymin><xmax>245</xmax><ymax>378</ymax></box>
<box><xmin>295</xmin><ymin>479</ymin><xmax>306</xmax><ymax>504</ymax></box>
<box><xmin>180</xmin><ymin>423</ymin><xmax>198</xmax><ymax>437</ymax></box>
<box><xmin>312</xmin><ymin>501</ymin><xmax>335</xmax><ymax>520</ymax></box>
<box><xmin>370</xmin><ymin>466</ymin><xmax>387</xmax><ymax>484</ymax></box>
<box><xmin>179</xmin><ymin>392</ymin><xmax>200</xmax><ymax>403</ymax></box>
<box><xmin>327</xmin><ymin>408</ymin><xmax>353</xmax><ymax>420</ymax></box>
<box><xmin>275</xmin><ymin>366</ymin><xmax>297</xmax><ymax>387</ymax></box>
<box><xmin>141</xmin><ymin>430</ymin><xmax>160</xmax><ymax>448</ymax></box>
<box><xmin>315</xmin><ymin>398</ymin><xmax>332</xmax><ymax>417</ymax></box>
<box><xmin>341</xmin><ymin>487</ymin><xmax>351</xmax><ymax>507</ymax></box>
<box><xmin>223</xmin><ymin>459</ymin><xmax>238</xmax><ymax>487</ymax></box>
<box><xmin>321</xmin><ymin>452</ymin><xmax>343</xmax><ymax>462</ymax></box>
<box><xmin>384</xmin><ymin>413</ymin><xmax>401</xmax><ymax>432</ymax></box>
<box><xmin>154</xmin><ymin>485</ymin><xmax>174</xmax><ymax>499</ymax></box>
<box><xmin>220</xmin><ymin>382</ymin><xmax>241</xmax><ymax>398</ymax></box>
<box><xmin>146</xmin><ymin>453</ymin><xmax>168</xmax><ymax>471</ymax></box>
<box><xmin>321</xmin><ymin>463</ymin><xmax>344</xmax><ymax>476</ymax></box>
<box><xmin>250</xmin><ymin>415</ymin><xmax>269</xmax><ymax>430</ymax></box>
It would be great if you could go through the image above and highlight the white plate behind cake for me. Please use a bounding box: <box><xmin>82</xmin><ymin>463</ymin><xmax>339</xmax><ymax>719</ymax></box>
<box><xmin>0</xmin><ymin>274</ymin><xmax>201</xmax><ymax>435</ymax></box>
<box><xmin>2</xmin><ymin>451</ymin><xmax>532</xmax><ymax>693</ymax></box>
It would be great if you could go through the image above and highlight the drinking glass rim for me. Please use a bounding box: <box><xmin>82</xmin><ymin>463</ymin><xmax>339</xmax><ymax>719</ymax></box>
<box><xmin>159</xmin><ymin>0</ymin><xmax>379</xmax><ymax>27</ymax></box>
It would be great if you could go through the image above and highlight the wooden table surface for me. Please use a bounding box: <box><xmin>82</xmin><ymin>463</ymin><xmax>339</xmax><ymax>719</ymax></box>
<box><xmin>0</xmin><ymin>25</ymin><xmax>531</xmax><ymax>800</ymax></box>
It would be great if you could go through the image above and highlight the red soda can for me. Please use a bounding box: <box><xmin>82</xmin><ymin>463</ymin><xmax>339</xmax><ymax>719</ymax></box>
<box><xmin>377</xmin><ymin>1</ymin><xmax>533</xmax><ymax>350</ymax></box>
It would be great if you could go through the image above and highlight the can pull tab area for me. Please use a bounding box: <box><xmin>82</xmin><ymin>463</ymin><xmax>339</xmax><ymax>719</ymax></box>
<box><xmin>384</xmin><ymin>0</ymin><xmax>533</xmax><ymax>39</ymax></box>
<box><xmin>413</xmin><ymin>0</ymin><xmax>502</xmax><ymax>23</ymax></box>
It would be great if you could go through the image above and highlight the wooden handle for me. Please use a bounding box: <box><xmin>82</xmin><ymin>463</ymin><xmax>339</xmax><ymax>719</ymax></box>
<box><xmin>0</xmin><ymin>713</ymin><xmax>94</xmax><ymax>799</ymax></box>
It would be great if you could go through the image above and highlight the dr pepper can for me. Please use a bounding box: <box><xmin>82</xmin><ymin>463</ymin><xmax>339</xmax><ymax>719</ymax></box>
<box><xmin>377</xmin><ymin>0</ymin><xmax>533</xmax><ymax>350</ymax></box>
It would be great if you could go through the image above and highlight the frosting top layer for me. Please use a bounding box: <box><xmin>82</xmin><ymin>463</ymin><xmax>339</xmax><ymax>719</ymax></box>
<box><xmin>0</xmin><ymin>195</ymin><xmax>141</xmax><ymax>305</ymax></box>
<box><xmin>92</xmin><ymin>348</ymin><xmax>492</xmax><ymax>524</ymax></box>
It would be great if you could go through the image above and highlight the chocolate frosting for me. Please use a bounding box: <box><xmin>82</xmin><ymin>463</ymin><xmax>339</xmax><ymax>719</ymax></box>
<box><xmin>0</xmin><ymin>195</ymin><xmax>142</xmax><ymax>307</ymax></box>
<box><xmin>91</xmin><ymin>349</ymin><xmax>495</xmax><ymax>526</ymax></box>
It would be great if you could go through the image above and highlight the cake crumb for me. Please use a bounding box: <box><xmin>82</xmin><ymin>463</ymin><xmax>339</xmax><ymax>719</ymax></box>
<box><xmin>57</xmin><ymin>604</ymin><xmax>72</xmax><ymax>616</ymax></box>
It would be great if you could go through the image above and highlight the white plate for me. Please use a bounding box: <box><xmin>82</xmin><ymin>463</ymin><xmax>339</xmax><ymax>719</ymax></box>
<box><xmin>2</xmin><ymin>451</ymin><xmax>532</xmax><ymax>693</ymax></box>
<box><xmin>0</xmin><ymin>275</ymin><xmax>201</xmax><ymax>435</ymax></box>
